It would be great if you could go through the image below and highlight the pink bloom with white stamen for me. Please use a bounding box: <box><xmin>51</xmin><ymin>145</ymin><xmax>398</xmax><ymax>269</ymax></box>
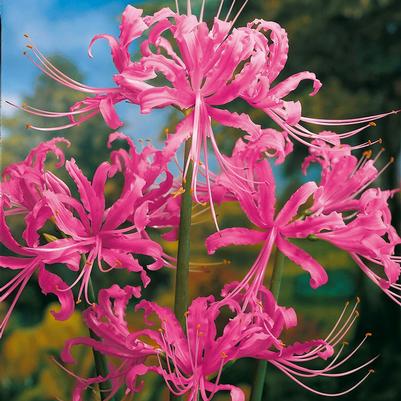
<box><xmin>16</xmin><ymin>1</ymin><xmax>398</xmax><ymax>225</ymax></box>
<box><xmin>0</xmin><ymin>204</ymin><xmax>80</xmax><ymax>338</ymax></box>
<box><xmin>0</xmin><ymin>138</ymin><xmax>71</xmax><ymax>246</ymax></box>
<box><xmin>39</xmin><ymin>157</ymin><xmax>164</xmax><ymax>303</ymax></box>
<box><xmin>61</xmin><ymin>283</ymin><xmax>376</xmax><ymax>400</ymax></box>
<box><xmin>61</xmin><ymin>284</ymin><xmax>155</xmax><ymax>401</ymax></box>
<box><xmin>0</xmin><ymin>135</ymin><xmax>172</xmax><ymax>336</ymax></box>
<box><xmin>206</xmin><ymin>138</ymin><xmax>342</xmax><ymax>290</ymax></box>
<box><xmin>302</xmin><ymin>139</ymin><xmax>401</xmax><ymax>300</ymax></box>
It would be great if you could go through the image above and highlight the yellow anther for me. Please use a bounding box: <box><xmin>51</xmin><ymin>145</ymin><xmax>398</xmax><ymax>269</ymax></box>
<box><xmin>369</xmin><ymin>122</ymin><xmax>377</xmax><ymax>127</ymax></box>
<box><xmin>26</xmin><ymin>44</ymin><xmax>33</xmax><ymax>49</ymax></box>
<box><xmin>365</xmin><ymin>332</ymin><xmax>373</xmax><ymax>337</ymax></box>
<box><xmin>196</xmin><ymin>324</ymin><xmax>201</xmax><ymax>330</ymax></box>
<box><xmin>76</xmin><ymin>299</ymin><xmax>82</xmax><ymax>305</ymax></box>
<box><xmin>356</xmin><ymin>296</ymin><xmax>361</xmax><ymax>304</ymax></box>
<box><xmin>25</xmin><ymin>124</ymin><xmax>32</xmax><ymax>129</ymax></box>
<box><xmin>223</xmin><ymin>259</ymin><xmax>231</xmax><ymax>265</ymax></box>
<box><xmin>369</xmin><ymin>369</ymin><xmax>375</xmax><ymax>374</ymax></box>
<box><xmin>221</xmin><ymin>351</ymin><xmax>228</xmax><ymax>359</ymax></box>
<box><xmin>158</xmin><ymin>328</ymin><xmax>164</xmax><ymax>333</ymax></box>
<box><xmin>378</xmin><ymin>138</ymin><xmax>383</xmax><ymax>144</ymax></box>
<box><xmin>184</xmin><ymin>311</ymin><xmax>189</xmax><ymax>317</ymax></box>
<box><xmin>362</xmin><ymin>150</ymin><xmax>372</xmax><ymax>159</ymax></box>
<box><xmin>114</xmin><ymin>259</ymin><xmax>122</xmax><ymax>267</ymax></box>
<box><xmin>172</xmin><ymin>187</ymin><xmax>185</xmax><ymax>198</ymax></box>
<box><xmin>389</xmin><ymin>156</ymin><xmax>395</xmax><ymax>163</ymax></box>
<box><xmin>198</xmin><ymin>331</ymin><xmax>204</xmax><ymax>337</ymax></box>
<box><xmin>342</xmin><ymin>341</ymin><xmax>349</xmax><ymax>346</ymax></box>
<box><xmin>355</xmin><ymin>310</ymin><xmax>360</xmax><ymax>317</ymax></box>
<box><xmin>43</xmin><ymin>233</ymin><xmax>58</xmax><ymax>243</ymax></box>
<box><xmin>164</xmin><ymin>128</ymin><xmax>169</xmax><ymax>136</ymax></box>
<box><xmin>24</xmin><ymin>33</ymin><xmax>29</xmax><ymax>38</ymax></box>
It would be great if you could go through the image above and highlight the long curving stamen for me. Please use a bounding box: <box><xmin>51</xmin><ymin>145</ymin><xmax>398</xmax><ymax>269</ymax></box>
<box><xmin>27</xmin><ymin>110</ymin><xmax>100</xmax><ymax>131</ymax></box>
<box><xmin>228</xmin><ymin>0</ymin><xmax>249</xmax><ymax>28</ymax></box>
<box><xmin>200</xmin><ymin>0</ymin><xmax>207</xmax><ymax>22</ymax></box>
<box><xmin>352</xmin><ymin>157</ymin><xmax>394</xmax><ymax>199</ymax></box>
<box><xmin>202</xmin><ymin>130</ymin><xmax>220</xmax><ymax>230</ymax></box>
<box><xmin>294</xmin><ymin>300</ymin><xmax>359</xmax><ymax>361</ymax></box>
<box><xmin>271</xmin><ymin>360</ymin><xmax>374</xmax><ymax>397</ymax></box>
<box><xmin>268</xmin><ymin>108</ymin><xmax>383</xmax><ymax>151</ymax></box>
<box><xmin>216</xmin><ymin>0</ymin><xmax>225</xmax><ymax>19</ymax></box>
<box><xmin>5</xmin><ymin>101</ymin><xmax>94</xmax><ymax>118</ymax></box>
<box><xmin>301</xmin><ymin>109</ymin><xmax>400</xmax><ymax>126</ymax></box>
<box><xmin>24</xmin><ymin>48</ymin><xmax>112</xmax><ymax>94</ymax></box>
<box><xmin>206</xmin><ymin>354</ymin><xmax>227</xmax><ymax>401</ymax></box>
<box><xmin>0</xmin><ymin>269</ymin><xmax>33</xmax><ymax>337</ymax></box>
<box><xmin>24</xmin><ymin>37</ymin><xmax>116</xmax><ymax>93</ymax></box>
<box><xmin>225</xmin><ymin>0</ymin><xmax>237</xmax><ymax>21</ymax></box>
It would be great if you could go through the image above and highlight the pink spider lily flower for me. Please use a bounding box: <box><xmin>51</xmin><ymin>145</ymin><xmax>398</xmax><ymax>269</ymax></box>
<box><xmin>302</xmin><ymin>139</ymin><xmax>401</xmax><ymax>300</ymax></box>
<box><xmin>16</xmin><ymin>2</ymin><xmax>398</xmax><ymax>179</ymax></box>
<box><xmin>107</xmin><ymin>131</ymin><xmax>234</xmax><ymax>243</ymax></box>
<box><xmin>206</xmin><ymin>138</ymin><xmax>343</xmax><ymax>290</ymax></box>
<box><xmin>60</xmin><ymin>284</ymin><xmax>296</xmax><ymax>401</ymax></box>
<box><xmin>13</xmin><ymin>1</ymin><xmax>397</xmax><ymax>233</ymax></box>
<box><xmin>302</xmin><ymin>134</ymin><xmax>395</xmax><ymax>215</ymax></box>
<box><xmin>0</xmin><ymin>204</ymin><xmax>79</xmax><ymax>338</ymax></box>
<box><xmin>207</xmin><ymin>137</ymin><xmax>400</xmax><ymax>302</ymax></box>
<box><xmin>61</xmin><ymin>284</ymin><xmax>155</xmax><ymax>401</ymax></box>
<box><xmin>133</xmin><ymin>294</ymin><xmax>293</xmax><ymax>401</ymax></box>
<box><xmin>0</xmin><ymin>138</ymin><xmax>71</xmax><ymax>246</ymax></box>
<box><xmin>107</xmin><ymin>132</ymin><xmax>179</xmax><ymax>234</ymax></box>
<box><xmin>63</xmin><ymin>284</ymin><xmax>377</xmax><ymax>400</ymax></box>
<box><xmin>316</xmin><ymin>189</ymin><xmax>401</xmax><ymax>304</ymax></box>
<box><xmin>39</xmin><ymin>157</ymin><xmax>164</xmax><ymax>303</ymax></box>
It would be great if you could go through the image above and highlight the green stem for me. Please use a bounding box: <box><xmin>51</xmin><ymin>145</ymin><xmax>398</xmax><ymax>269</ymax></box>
<box><xmin>170</xmin><ymin>140</ymin><xmax>193</xmax><ymax>401</ymax></box>
<box><xmin>173</xmin><ymin>139</ymin><xmax>193</xmax><ymax>327</ymax></box>
<box><xmin>250</xmin><ymin>250</ymin><xmax>285</xmax><ymax>401</ymax></box>
<box><xmin>87</xmin><ymin>277</ymin><xmax>115</xmax><ymax>401</ymax></box>
<box><xmin>270</xmin><ymin>250</ymin><xmax>285</xmax><ymax>298</ymax></box>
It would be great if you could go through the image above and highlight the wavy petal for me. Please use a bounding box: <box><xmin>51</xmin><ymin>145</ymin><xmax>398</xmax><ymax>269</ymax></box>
<box><xmin>276</xmin><ymin>236</ymin><xmax>328</xmax><ymax>288</ymax></box>
<box><xmin>206</xmin><ymin>228</ymin><xmax>267</xmax><ymax>254</ymax></box>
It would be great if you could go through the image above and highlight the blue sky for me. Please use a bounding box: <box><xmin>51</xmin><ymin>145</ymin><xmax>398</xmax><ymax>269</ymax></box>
<box><xmin>1</xmin><ymin>0</ymin><xmax>170</xmax><ymax>140</ymax></box>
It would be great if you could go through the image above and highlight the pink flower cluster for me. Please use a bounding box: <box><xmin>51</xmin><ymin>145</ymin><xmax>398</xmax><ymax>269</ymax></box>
<box><xmin>1</xmin><ymin>1</ymin><xmax>400</xmax><ymax>400</ymax></box>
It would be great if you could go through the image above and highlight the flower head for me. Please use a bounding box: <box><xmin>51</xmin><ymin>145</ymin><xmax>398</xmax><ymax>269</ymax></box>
<box><xmin>207</xmin><ymin>136</ymin><xmax>401</xmax><ymax>304</ymax></box>
<box><xmin>61</xmin><ymin>284</ymin><xmax>376</xmax><ymax>400</ymax></box>
<box><xmin>61</xmin><ymin>284</ymin><xmax>155</xmax><ymax>401</ymax></box>
<box><xmin>15</xmin><ymin>1</ymin><xmax>398</xmax><ymax>219</ymax></box>
<box><xmin>0</xmin><ymin>134</ymin><xmax>172</xmax><ymax>337</ymax></box>
<box><xmin>1</xmin><ymin>138</ymin><xmax>70</xmax><ymax>246</ymax></box>
<box><xmin>0</xmin><ymin>203</ymin><xmax>79</xmax><ymax>337</ymax></box>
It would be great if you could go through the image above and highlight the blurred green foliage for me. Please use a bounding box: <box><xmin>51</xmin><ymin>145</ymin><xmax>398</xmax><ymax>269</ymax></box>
<box><xmin>1</xmin><ymin>0</ymin><xmax>400</xmax><ymax>400</ymax></box>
